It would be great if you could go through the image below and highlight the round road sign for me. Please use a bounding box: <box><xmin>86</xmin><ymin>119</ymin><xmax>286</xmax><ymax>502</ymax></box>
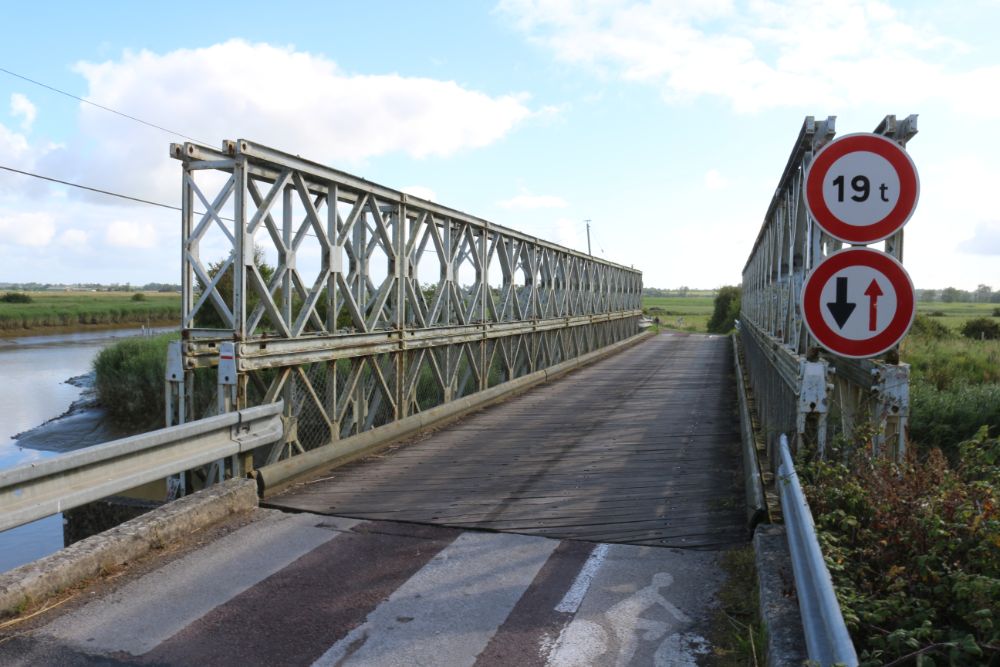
<box><xmin>805</xmin><ymin>133</ymin><xmax>919</xmax><ymax>244</ymax></box>
<box><xmin>801</xmin><ymin>248</ymin><xmax>915</xmax><ymax>358</ymax></box>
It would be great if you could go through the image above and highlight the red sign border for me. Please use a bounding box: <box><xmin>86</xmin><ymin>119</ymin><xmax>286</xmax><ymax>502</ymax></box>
<box><xmin>801</xmin><ymin>248</ymin><xmax>915</xmax><ymax>359</ymax></box>
<box><xmin>805</xmin><ymin>133</ymin><xmax>920</xmax><ymax>244</ymax></box>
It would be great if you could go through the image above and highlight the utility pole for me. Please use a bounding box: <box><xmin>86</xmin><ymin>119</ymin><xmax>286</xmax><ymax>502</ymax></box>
<box><xmin>584</xmin><ymin>219</ymin><xmax>592</xmax><ymax>256</ymax></box>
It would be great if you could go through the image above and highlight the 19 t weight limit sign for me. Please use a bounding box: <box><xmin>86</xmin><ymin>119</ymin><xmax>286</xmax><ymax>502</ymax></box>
<box><xmin>805</xmin><ymin>133</ymin><xmax>919</xmax><ymax>244</ymax></box>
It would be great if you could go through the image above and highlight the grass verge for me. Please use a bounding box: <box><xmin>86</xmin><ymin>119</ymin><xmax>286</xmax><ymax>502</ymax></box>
<box><xmin>709</xmin><ymin>546</ymin><xmax>767</xmax><ymax>666</ymax></box>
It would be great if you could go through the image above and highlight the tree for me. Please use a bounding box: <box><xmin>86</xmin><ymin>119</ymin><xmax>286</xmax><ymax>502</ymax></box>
<box><xmin>194</xmin><ymin>247</ymin><xmax>276</xmax><ymax>329</ymax></box>
<box><xmin>919</xmin><ymin>289</ymin><xmax>937</xmax><ymax>302</ymax></box>
<box><xmin>707</xmin><ymin>286</ymin><xmax>741</xmax><ymax>333</ymax></box>
<box><xmin>941</xmin><ymin>287</ymin><xmax>961</xmax><ymax>303</ymax></box>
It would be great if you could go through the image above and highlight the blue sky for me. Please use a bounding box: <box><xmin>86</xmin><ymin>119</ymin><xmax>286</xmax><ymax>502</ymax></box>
<box><xmin>1</xmin><ymin>0</ymin><xmax>999</xmax><ymax>290</ymax></box>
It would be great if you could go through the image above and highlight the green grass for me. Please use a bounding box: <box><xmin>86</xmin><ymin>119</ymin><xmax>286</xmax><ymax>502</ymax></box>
<box><xmin>93</xmin><ymin>333</ymin><xmax>178</xmax><ymax>429</ymax></box>
<box><xmin>641</xmin><ymin>295</ymin><xmax>715</xmax><ymax>333</ymax></box>
<box><xmin>0</xmin><ymin>291</ymin><xmax>181</xmax><ymax>331</ymax></box>
<box><xmin>915</xmin><ymin>301</ymin><xmax>999</xmax><ymax>332</ymax></box>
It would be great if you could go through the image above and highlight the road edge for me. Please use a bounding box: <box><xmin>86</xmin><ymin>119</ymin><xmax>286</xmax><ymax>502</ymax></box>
<box><xmin>0</xmin><ymin>477</ymin><xmax>257</xmax><ymax>619</ymax></box>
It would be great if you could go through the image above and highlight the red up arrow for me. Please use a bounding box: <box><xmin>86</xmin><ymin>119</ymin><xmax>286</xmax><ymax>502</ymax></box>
<box><xmin>864</xmin><ymin>279</ymin><xmax>883</xmax><ymax>331</ymax></box>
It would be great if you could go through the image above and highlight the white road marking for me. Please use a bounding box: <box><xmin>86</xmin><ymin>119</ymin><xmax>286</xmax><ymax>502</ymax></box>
<box><xmin>312</xmin><ymin>531</ymin><xmax>559</xmax><ymax>667</ymax></box>
<box><xmin>554</xmin><ymin>543</ymin><xmax>609</xmax><ymax>613</ymax></box>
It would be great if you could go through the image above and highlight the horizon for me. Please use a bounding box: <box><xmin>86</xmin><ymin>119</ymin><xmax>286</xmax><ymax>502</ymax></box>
<box><xmin>2</xmin><ymin>1</ymin><xmax>999</xmax><ymax>291</ymax></box>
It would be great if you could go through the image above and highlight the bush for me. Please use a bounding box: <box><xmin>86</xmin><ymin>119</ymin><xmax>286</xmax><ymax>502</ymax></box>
<box><xmin>994</xmin><ymin>307</ymin><xmax>1000</xmax><ymax>317</ymax></box>
<box><xmin>131</xmin><ymin>292</ymin><xmax>146</xmax><ymax>302</ymax></box>
<box><xmin>93</xmin><ymin>334</ymin><xmax>176</xmax><ymax>429</ymax></box>
<box><xmin>803</xmin><ymin>432</ymin><xmax>1000</xmax><ymax>665</ymax></box>
<box><xmin>909</xmin><ymin>314</ymin><xmax>952</xmax><ymax>340</ymax></box>
<box><xmin>909</xmin><ymin>382</ymin><xmax>1000</xmax><ymax>455</ymax></box>
<box><xmin>1</xmin><ymin>291</ymin><xmax>33</xmax><ymax>303</ymax></box>
<box><xmin>962</xmin><ymin>317</ymin><xmax>1000</xmax><ymax>340</ymax></box>
<box><xmin>707</xmin><ymin>285</ymin><xmax>741</xmax><ymax>333</ymax></box>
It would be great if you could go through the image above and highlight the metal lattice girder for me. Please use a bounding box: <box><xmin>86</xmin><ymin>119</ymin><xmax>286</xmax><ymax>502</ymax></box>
<box><xmin>738</xmin><ymin>115</ymin><xmax>917</xmax><ymax>459</ymax></box>
<box><xmin>169</xmin><ymin>139</ymin><xmax>642</xmax><ymax>467</ymax></box>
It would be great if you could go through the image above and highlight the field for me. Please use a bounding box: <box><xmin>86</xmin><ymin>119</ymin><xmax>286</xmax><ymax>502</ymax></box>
<box><xmin>0</xmin><ymin>291</ymin><xmax>181</xmax><ymax>332</ymax></box>
<box><xmin>641</xmin><ymin>295</ymin><xmax>715</xmax><ymax>332</ymax></box>
<box><xmin>915</xmin><ymin>300</ymin><xmax>999</xmax><ymax>331</ymax></box>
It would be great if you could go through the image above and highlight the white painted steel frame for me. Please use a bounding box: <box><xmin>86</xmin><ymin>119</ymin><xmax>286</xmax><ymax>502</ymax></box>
<box><xmin>740</xmin><ymin>115</ymin><xmax>916</xmax><ymax>460</ymax></box>
<box><xmin>169</xmin><ymin>140</ymin><xmax>642</xmax><ymax>469</ymax></box>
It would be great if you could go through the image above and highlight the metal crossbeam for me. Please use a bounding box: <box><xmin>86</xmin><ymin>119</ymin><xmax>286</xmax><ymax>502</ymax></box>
<box><xmin>168</xmin><ymin>139</ymin><xmax>642</xmax><ymax>474</ymax></box>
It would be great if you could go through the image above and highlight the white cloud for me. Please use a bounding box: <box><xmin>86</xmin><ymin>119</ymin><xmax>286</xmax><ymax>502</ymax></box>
<box><xmin>0</xmin><ymin>122</ymin><xmax>31</xmax><ymax>164</ymax></box>
<box><xmin>704</xmin><ymin>169</ymin><xmax>729</xmax><ymax>191</ymax></box>
<box><xmin>0</xmin><ymin>212</ymin><xmax>55</xmax><ymax>246</ymax></box>
<box><xmin>402</xmin><ymin>185</ymin><xmax>437</xmax><ymax>202</ymax></box>
<box><xmin>9</xmin><ymin>94</ymin><xmax>36</xmax><ymax>131</ymax></box>
<box><xmin>959</xmin><ymin>221</ymin><xmax>1000</xmax><ymax>255</ymax></box>
<box><xmin>498</xmin><ymin>193</ymin><xmax>569</xmax><ymax>209</ymax></box>
<box><xmin>55</xmin><ymin>39</ymin><xmax>534</xmax><ymax>207</ymax></box>
<box><xmin>497</xmin><ymin>0</ymin><xmax>999</xmax><ymax>114</ymax></box>
<box><xmin>58</xmin><ymin>229</ymin><xmax>90</xmax><ymax>247</ymax></box>
<box><xmin>105</xmin><ymin>220</ymin><xmax>157</xmax><ymax>248</ymax></box>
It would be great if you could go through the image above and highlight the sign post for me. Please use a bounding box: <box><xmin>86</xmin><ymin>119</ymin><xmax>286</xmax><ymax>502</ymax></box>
<box><xmin>805</xmin><ymin>133</ymin><xmax>919</xmax><ymax>244</ymax></box>
<box><xmin>800</xmin><ymin>248</ymin><xmax>915</xmax><ymax>359</ymax></box>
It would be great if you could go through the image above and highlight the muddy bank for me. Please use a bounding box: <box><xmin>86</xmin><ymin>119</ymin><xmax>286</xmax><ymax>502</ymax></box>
<box><xmin>0</xmin><ymin>319</ymin><xmax>178</xmax><ymax>340</ymax></box>
<box><xmin>13</xmin><ymin>373</ymin><xmax>134</xmax><ymax>453</ymax></box>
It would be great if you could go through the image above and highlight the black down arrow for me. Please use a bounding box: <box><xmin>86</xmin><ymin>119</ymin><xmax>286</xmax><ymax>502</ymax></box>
<box><xmin>827</xmin><ymin>277</ymin><xmax>856</xmax><ymax>329</ymax></box>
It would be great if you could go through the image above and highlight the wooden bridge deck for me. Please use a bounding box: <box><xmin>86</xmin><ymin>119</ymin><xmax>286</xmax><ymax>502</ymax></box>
<box><xmin>266</xmin><ymin>334</ymin><xmax>748</xmax><ymax>549</ymax></box>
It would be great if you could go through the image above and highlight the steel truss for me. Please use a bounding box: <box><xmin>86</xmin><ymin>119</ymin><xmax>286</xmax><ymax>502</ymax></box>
<box><xmin>166</xmin><ymin>139</ymin><xmax>642</xmax><ymax>480</ymax></box>
<box><xmin>740</xmin><ymin>115</ymin><xmax>917</xmax><ymax>462</ymax></box>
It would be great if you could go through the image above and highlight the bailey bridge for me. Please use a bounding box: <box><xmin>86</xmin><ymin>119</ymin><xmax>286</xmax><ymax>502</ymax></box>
<box><xmin>0</xmin><ymin>115</ymin><xmax>918</xmax><ymax>666</ymax></box>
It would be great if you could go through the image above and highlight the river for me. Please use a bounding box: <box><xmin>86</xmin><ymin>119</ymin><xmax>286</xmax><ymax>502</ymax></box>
<box><xmin>0</xmin><ymin>327</ymin><xmax>174</xmax><ymax>572</ymax></box>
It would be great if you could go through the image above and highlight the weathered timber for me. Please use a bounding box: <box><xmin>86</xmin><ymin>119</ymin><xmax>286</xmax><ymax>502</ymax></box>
<box><xmin>266</xmin><ymin>334</ymin><xmax>748</xmax><ymax>548</ymax></box>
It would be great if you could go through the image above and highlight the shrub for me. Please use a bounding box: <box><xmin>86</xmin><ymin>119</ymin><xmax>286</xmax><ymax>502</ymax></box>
<box><xmin>93</xmin><ymin>334</ymin><xmax>176</xmax><ymax>429</ymax></box>
<box><xmin>994</xmin><ymin>307</ymin><xmax>1000</xmax><ymax>317</ymax></box>
<box><xmin>909</xmin><ymin>382</ymin><xmax>1000</xmax><ymax>455</ymax></box>
<box><xmin>707</xmin><ymin>285</ymin><xmax>741</xmax><ymax>333</ymax></box>
<box><xmin>131</xmin><ymin>292</ymin><xmax>146</xmax><ymax>302</ymax></box>
<box><xmin>962</xmin><ymin>317</ymin><xmax>1000</xmax><ymax>340</ymax></box>
<box><xmin>929</xmin><ymin>310</ymin><xmax>946</xmax><ymax>317</ymax></box>
<box><xmin>1</xmin><ymin>291</ymin><xmax>33</xmax><ymax>303</ymax></box>
<box><xmin>802</xmin><ymin>432</ymin><xmax>1000</xmax><ymax>665</ymax></box>
<box><xmin>909</xmin><ymin>314</ymin><xmax>952</xmax><ymax>340</ymax></box>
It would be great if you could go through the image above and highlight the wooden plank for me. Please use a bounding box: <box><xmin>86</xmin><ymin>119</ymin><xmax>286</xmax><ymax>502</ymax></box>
<box><xmin>268</xmin><ymin>334</ymin><xmax>749</xmax><ymax>547</ymax></box>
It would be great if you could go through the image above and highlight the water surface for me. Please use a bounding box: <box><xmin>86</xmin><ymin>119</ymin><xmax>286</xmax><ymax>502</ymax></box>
<box><xmin>0</xmin><ymin>327</ymin><xmax>174</xmax><ymax>572</ymax></box>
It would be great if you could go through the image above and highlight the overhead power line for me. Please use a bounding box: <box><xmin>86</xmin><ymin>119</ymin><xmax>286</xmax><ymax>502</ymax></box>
<box><xmin>0</xmin><ymin>66</ymin><xmax>209</xmax><ymax>144</ymax></box>
<box><xmin>0</xmin><ymin>164</ymin><xmax>181</xmax><ymax>211</ymax></box>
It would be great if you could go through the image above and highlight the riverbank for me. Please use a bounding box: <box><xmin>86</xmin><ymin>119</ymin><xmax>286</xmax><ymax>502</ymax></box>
<box><xmin>0</xmin><ymin>290</ymin><xmax>180</xmax><ymax>334</ymax></box>
<box><xmin>0</xmin><ymin>318</ymin><xmax>179</xmax><ymax>340</ymax></box>
<box><xmin>12</xmin><ymin>372</ymin><xmax>134</xmax><ymax>454</ymax></box>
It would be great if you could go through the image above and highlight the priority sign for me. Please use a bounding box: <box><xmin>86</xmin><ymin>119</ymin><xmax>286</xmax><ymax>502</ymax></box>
<box><xmin>805</xmin><ymin>133</ymin><xmax>919</xmax><ymax>244</ymax></box>
<box><xmin>801</xmin><ymin>248</ymin><xmax>915</xmax><ymax>358</ymax></box>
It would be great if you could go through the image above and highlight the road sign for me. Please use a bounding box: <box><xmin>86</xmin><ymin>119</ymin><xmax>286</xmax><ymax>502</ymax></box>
<box><xmin>801</xmin><ymin>248</ymin><xmax>915</xmax><ymax>358</ymax></box>
<box><xmin>805</xmin><ymin>133</ymin><xmax>919</xmax><ymax>244</ymax></box>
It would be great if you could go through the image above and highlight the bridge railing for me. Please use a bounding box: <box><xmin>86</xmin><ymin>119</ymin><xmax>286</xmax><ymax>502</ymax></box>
<box><xmin>777</xmin><ymin>434</ymin><xmax>858</xmax><ymax>666</ymax></box>
<box><xmin>0</xmin><ymin>404</ymin><xmax>282</xmax><ymax>533</ymax></box>
<box><xmin>739</xmin><ymin>115</ymin><xmax>916</xmax><ymax>462</ymax></box>
<box><xmin>167</xmin><ymin>139</ymin><xmax>643</xmax><ymax>488</ymax></box>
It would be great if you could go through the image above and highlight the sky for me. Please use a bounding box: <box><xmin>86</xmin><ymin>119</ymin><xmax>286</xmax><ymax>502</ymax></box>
<box><xmin>1</xmin><ymin>0</ymin><xmax>999</xmax><ymax>291</ymax></box>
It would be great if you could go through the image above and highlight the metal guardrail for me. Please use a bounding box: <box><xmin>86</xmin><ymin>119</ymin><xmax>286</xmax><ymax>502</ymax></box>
<box><xmin>777</xmin><ymin>433</ymin><xmax>858</xmax><ymax>666</ymax></box>
<box><xmin>0</xmin><ymin>403</ymin><xmax>283</xmax><ymax>533</ymax></box>
<box><xmin>732</xmin><ymin>331</ymin><xmax>767</xmax><ymax>526</ymax></box>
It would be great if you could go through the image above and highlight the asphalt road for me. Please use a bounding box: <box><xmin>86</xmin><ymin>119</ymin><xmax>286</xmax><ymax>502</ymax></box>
<box><xmin>0</xmin><ymin>509</ymin><xmax>726</xmax><ymax>666</ymax></box>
